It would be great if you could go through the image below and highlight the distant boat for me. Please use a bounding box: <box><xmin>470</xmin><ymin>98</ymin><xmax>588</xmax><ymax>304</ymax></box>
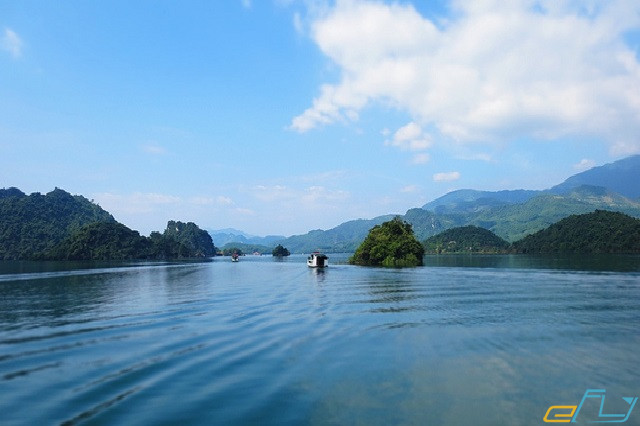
<box><xmin>307</xmin><ymin>252</ymin><xmax>328</xmax><ymax>268</ymax></box>
<box><xmin>231</xmin><ymin>253</ymin><xmax>239</xmax><ymax>262</ymax></box>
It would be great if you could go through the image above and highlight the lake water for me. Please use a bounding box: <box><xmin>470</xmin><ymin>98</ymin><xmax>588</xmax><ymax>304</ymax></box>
<box><xmin>1</xmin><ymin>254</ymin><xmax>639</xmax><ymax>425</ymax></box>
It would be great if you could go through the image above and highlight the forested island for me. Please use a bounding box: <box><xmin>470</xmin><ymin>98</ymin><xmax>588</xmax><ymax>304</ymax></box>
<box><xmin>272</xmin><ymin>244</ymin><xmax>290</xmax><ymax>257</ymax></box>
<box><xmin>350</xmin><ymin>217</ymin><xmax>424</xmax><ymax>267</ymax></box>
<box><xmin>0</xmin><ymin>187</ymin><xmax>215</xmax><ymax>260</ymax></box>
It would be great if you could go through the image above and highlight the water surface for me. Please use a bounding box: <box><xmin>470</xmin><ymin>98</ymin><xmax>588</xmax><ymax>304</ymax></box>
<box><xmin>1</xmin><ymin>255</ymin><xmax>639</xmax><ymax>425</ymax></box>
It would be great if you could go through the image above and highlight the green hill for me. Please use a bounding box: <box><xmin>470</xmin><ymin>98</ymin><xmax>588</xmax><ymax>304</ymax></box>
<box><xmin>50</xmin><ymin>220</ymin><xmax>215</xmax><ymax>260</ymax></box>
<box><xmin>513</xmin><ymin>210</ymin><xmax>640</xmax><ymax>254</ymax></box>
<box><xmin>0</xmin><ymin>187</ymin><xmax>215</xmax><ymax>260</ymax></box>
<box><xmin>423</xmin><ymin>226</ymin><xmax>510</xmax><ymax>254</ymax></box>
<box><xmin>0</xmin><ymin>187</ymin><xmax>115</xmax><ymax>259</ymax></box>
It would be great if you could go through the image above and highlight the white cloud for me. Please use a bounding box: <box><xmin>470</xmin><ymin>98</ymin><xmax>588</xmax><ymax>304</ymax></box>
<box><xmin>385</xmin><ymin>121</ymin><xmax>432</xmax><ymax>164</ymax></box>
<box><xmin>433</xmin><ymin>171</ymin><xmax>461</xmax><ymax>182</ymax></box>
<box><xmin>573</xmin><ymin>158</ymin><xmax>596</xmax><ymax>171</ymax></box>
<box><xmin>401</xmin><ymin>184</ymin><xmax>419</xmax><ymax>193</ymax></box>
<box><xmin>141</xmin><ymin>144</ymin><xmax>167</xmax><ymax>155</ymax></box>
<box><xmin>241</xmin><ymin>0</ymin><xmax>252</xmax><ymax>9</ymax></box>
<box><xmin>411</xmin><ymin>153</ymin><xmax>430</xmax><ymax>164</ymax></box>
<box><xmin>1</xmin><ymin>28</ymin><xmax>23</xmax><ymax>58</ymax></box>
<box><xmin>215</xmin><ymin>195</ymin><xmax>234</xmax><ymax>205</ymax></box>
<box><xmin>291</xmin><ymin>0</ymin><xmax>640</xmax><ymax>154</ymax></box>
<box><xmin>302</xmin><ymin>185</ymin><xmax>349</xmax><ymax>204</ymax></box>
<box><xmin>252</xmin><ymin>184</ymin><xmax>294</xmax><ymax>202</ymax></box>
<box><xmin>93</xmin><ymin>192</ymin><xmax>181</xmax><ymax>215</ymax></box>
<box><xmin>386</xmin><ymin>121</ymin><xmax>432</xmax><ymax>152</ymax></box>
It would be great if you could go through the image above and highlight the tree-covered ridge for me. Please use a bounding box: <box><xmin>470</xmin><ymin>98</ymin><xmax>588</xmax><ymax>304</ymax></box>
<box><xmin>49</xmin><ymin>220</ymin><xmax>215</xmax><ymax>260</ymax></box>
<box><xmin>0</xmin><ymin>187</ymin><xmax>115</xmax><ymax>260</ymax></box>
<box><xmin>0</xmin><ymin>187</ymin><xmax>216</xmax><ymax>260</ymax></box>
<box><xmin>423</xmin><ymin>225</ymin><xmax>510</xmax><ymax>254</ymax></box>
<box><xmin>349</xmin><ymin>217</ymin><xmax>424</xmax><ymax>267</ymax></box>
<box><xmin>162</xmin><ymin>220</ymin><xmax>216</xmax><ymax>258</ymax></box>
<box><xmin>220</xmin><ymin>242</ymin><xmax>272</xmax><ymax>256</ymax></box>
<box><xmin>50</xmin><ymin>222</ymin><xmax>151</xmax><ymax>260</ymax></box>
<box><xmin>512</xmin><ymin>210</ymin><xmax>640</xmax><ymax>254</ymax></box>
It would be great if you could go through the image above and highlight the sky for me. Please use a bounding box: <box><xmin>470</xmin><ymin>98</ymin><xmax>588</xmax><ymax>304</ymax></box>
<box><xmin>1</xmin><ymin>0</ymin><xmax>640</xmax><ymax>237</ymax></box>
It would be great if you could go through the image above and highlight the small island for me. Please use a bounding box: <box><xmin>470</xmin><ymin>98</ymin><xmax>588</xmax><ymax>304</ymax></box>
<box><xmin>272</xmin><ymin>244</ymin><xmax>290</xmax><ymax>257</ymax></box>
<box><xmin>349</xmin><ymin>217</ymin><xmax>424</xmax><ymax>267</ymax></box>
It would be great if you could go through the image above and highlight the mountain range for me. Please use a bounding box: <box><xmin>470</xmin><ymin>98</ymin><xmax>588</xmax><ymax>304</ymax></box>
<box><xmin>270</xmin><ymin>155</ymin><xmax>640</xmax><ymax>253</ymax></box>
<box><xmin>206</xmin><ymin>228</ymin><xmax>286</xmax><ymax>248</ymax></box>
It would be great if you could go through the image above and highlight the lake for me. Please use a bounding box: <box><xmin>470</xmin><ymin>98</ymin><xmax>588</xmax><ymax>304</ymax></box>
<box><xmin>1</xmin><ymin>254</ymin><xmax>639</xmax><ymax>425</ymax></box>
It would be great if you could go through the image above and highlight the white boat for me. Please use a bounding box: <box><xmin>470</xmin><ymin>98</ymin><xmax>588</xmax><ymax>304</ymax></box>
<box><xmin>231</xmin><ymin>253</ymin><xmax>239</xmax><ymax>262</ymax></box>
<box><xmin>307</xmin><ymin>252</ymin><xmax>328</xmax><ymax>268</ymax></box>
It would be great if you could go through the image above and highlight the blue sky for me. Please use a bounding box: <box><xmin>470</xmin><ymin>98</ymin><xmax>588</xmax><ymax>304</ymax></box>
<box><xmin>1</xmin><ymin>0</ymin><xmax>639</xmax><ymax>236</ymax></box>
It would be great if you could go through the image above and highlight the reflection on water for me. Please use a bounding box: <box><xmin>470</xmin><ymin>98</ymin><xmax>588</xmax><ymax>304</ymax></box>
<box><xmin>0</xmin><ymin>255</ymin><xmax>638</xmax><ymax>425</ymax></box>
<box><xmin>424</xmin><ymin>253</ymin><xmax>640</xmax><ymax>272</ymax></box>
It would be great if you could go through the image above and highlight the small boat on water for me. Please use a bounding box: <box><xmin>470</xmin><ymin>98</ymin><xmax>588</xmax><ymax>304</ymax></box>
<box><xmin>231</xmin><ymin>253</ymin><xmax>239</xmax><ymax>262</ymax></box>
<box><xmin>307</xmin><ymin>252</ymin><xmax>328</xmax><ymax>268</ymax></box>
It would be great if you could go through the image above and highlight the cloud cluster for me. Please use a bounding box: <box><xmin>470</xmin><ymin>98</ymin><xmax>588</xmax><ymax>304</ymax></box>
<box><xmin>291</xmin><ymin>0</ymin><xmax>640</xmax><ymax>155</ymax></box>
<box><xmin>384</xmin><ymin>121</ymin><xmax>432</xmax><ymax>163</ymax></box>
<box><xmin>1</xmin><ymin>28</ymin><xmax>23</xmax><ymax>58</ymax></box>
<box><xmin>250</xmin><ymin>184</ymin><xmax>349</xmax><ymax>208</ymax></box>
<box><xmin>92</xmin><ymin>192</ymin><xmax>240</xmax><ymax>216</ymax></box>
<box><xmin>433</xmin><ymin>171</ymin><xmax>461</xmax><ymax>182</ymax></box>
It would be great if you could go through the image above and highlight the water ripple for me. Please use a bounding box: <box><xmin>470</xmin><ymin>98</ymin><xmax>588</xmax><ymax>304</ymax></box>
<box><xmin>0</xmin><ymin>256</ymin><xmax>638</xmax><ymax>425</ymax></box>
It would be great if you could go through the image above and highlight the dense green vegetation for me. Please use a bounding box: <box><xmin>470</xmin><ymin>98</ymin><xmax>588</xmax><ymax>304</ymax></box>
<box><xmin>50</xmin><ymin>222</ymin><xmax>151</xmax><ymax>260</ymax></box>
<box><xmin>162</xmin><ymin>220</ymin><xmax>216</xmax><ymax>258</ymax></box>
<box><xmin>349</xmin><ymin>217</ymin><xmax>424</xmax><ymax>267</ymax></box>
<box><xmin>0</xmin><ymin>187</ymin><xmax>115</xmax><ymax>260</ymax></box>
<box><xmin>220</xmin><ymin>242</ymin><xmax>272</xmax><ymax>255</ymax></box>
<box><xmin>423</xmin><ymin>226</ymin><xmax>510</xmax><ymax>254</ymax></box>
<box><xmin>49</xmin><ymin>220</ymin><xmax>215</xmax><ymax>260</ymax></box>
<box><xmin>272</xmin><ymin>244</ymin><xmax>290</xmax><ymax>257</ymax></box>
<box><xmin>221</xmin><ymin>247</ymin><xmax>244</xmax><ymax>256</ymax></box>
<box><xmin>0</xmin><ymin>187</ymin><xmax>215</xmax><ymax>260</ymax></box>
<box><xmin>512</xmin><ymin>210</ymin><xmax>640</xmax><ymax>254</ymax></box>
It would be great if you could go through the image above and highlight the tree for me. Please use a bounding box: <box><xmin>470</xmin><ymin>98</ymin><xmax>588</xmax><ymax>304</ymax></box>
<box><xmin>272</xmin><ymin>244</ymin><xmax>290</xmax><ymax>257</ymax></box>
<box><xmin>349</xmin><ymin>217</ymin><xmax>424</xmax><ymax>267</ymax></box>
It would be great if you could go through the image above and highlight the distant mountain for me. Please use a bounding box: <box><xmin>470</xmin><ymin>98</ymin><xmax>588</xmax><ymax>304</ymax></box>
<box><xmin>468</xmin><ymin>186</ymin><xmax>640</xmax><ymax>241</ymax></box>
<box><xmin>550</xmin><ymin>155</ymin><xmax>640</xmax><ymax>198</ymax></box>
<box><xmin>278</xmin><ymin>155</ymin><xmax>640</xmax><ymax>250</ymax></box>
<box><xmin>207</xmin><ymin>228</ymin><xmax>285</xmax><ymax>247</ymax></box>
<box><xmin>422</xmin><ymin>189</ymin><xmax>539</xmax><ymax>214</ymax></box>
<box><xmin>281</xmin><ymin>215</ymin><xmax>396</xmax><ymax>253</ymax></box>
